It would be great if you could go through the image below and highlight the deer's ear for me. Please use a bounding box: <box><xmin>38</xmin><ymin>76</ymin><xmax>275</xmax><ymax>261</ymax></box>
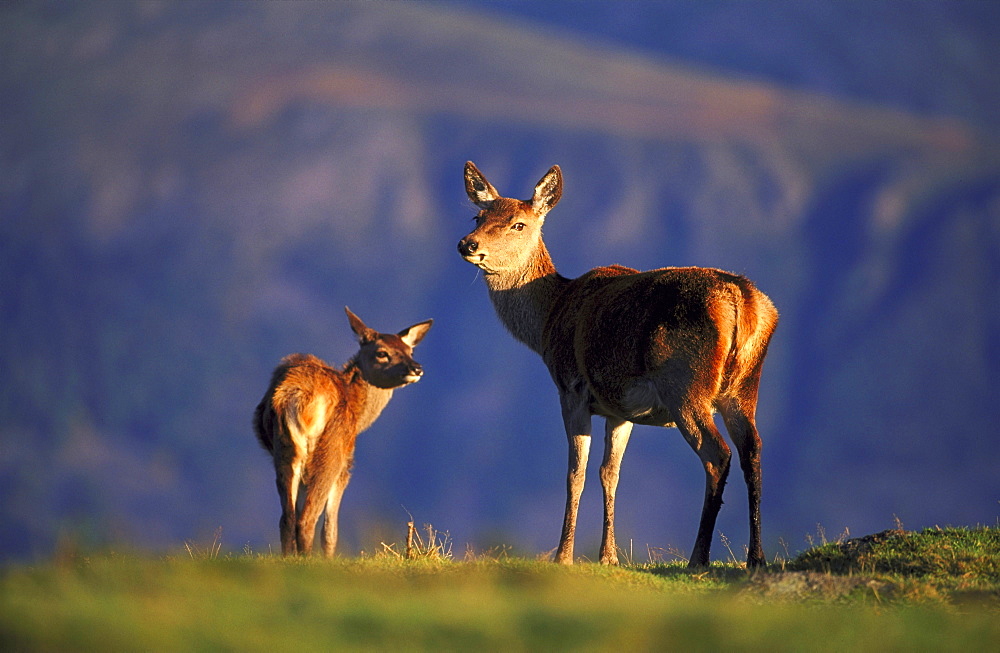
<box><xmin>345</xmin><ymin>307</ymin><xmax>378</xmax><ymax>344</ymax></box>
<box><xmin>398</xmin><ymin>319</ymin><xmax>433</xmax><ymax>348</ymax></box>
<box><xmin>465</xmin><ymin>161</ymin><xmax>499</xmax><ymax>208</ymax></box>
<box><xmin>531</xmin><ymin>165</ymin><xmax>562</xmax><ymax>217</ymax></box>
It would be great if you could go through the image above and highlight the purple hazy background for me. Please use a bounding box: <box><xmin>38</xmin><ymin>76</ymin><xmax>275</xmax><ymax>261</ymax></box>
<box><xmin>2</xmin><ymin>0</ymin><xmax>998</xmax><ymax>561</ymax></box>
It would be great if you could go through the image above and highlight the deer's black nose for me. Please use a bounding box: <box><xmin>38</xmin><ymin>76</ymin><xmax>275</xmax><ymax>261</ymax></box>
<box><xmin>458</xmin><ymin>238</ymin><xmax>478</xmax><ymax>256</ymax></box>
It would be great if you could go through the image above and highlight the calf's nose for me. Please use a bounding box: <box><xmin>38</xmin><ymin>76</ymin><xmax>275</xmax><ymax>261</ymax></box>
<box><xmin>458</xmin><ymin>238</ymin><xmax>478</xmax><ymax>256</ymax></box>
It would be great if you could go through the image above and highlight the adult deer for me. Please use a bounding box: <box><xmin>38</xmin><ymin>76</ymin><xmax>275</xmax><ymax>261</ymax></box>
<box><xmin>253</xmin><ymin>307</ymin><xmax>432</xmax><ymax>556</ymax></box>
<box><xmin>457</xmin><ymin>162</ymin><xmax>777</xmax><ymax>568</ymax></box>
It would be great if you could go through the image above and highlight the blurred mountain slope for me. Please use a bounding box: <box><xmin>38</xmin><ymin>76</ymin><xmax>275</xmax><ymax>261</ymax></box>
<box><xmin>1</xmin><ymin>1</ymin><xmax>997</xmax><ymax>560</ymax></box>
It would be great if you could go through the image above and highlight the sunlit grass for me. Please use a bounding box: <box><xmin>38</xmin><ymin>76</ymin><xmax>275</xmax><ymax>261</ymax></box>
<box><xmin>1</xmin><ymin>526</ymin><xmax>998</xmax><ymax>651</ymax></box>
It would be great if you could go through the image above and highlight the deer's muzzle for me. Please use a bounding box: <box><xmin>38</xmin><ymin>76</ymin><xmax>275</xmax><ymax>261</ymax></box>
<box><xmin>404</xmin><ymin>364</ymin><xmax>424</xmax><ymax>383</ymax></box>
<box><xmin>457</xmin><ymin>237</ymin><xmax>479</xmax><ymax>257</ymax></box>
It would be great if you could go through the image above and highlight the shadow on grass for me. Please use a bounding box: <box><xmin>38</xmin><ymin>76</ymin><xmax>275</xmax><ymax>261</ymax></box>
<box><xmin>627</xmin><ymin>562</ymin><xmax>754</xmax><ymax>590</ymax></box>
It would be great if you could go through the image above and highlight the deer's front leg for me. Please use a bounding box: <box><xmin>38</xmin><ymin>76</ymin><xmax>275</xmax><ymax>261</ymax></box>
<box><xmin>555</xmin><ymin>395</ymin><xmax>592</xmax><ymax>565</ymax></box>
<box><xmin>598</xmin><ymin>417</ymin><xmax>633</xmax><ymax>565</ymax></box>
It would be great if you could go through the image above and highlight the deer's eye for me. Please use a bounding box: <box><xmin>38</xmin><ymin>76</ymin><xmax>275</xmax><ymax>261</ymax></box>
<box><xmin>375</xmin><ymin>351</ymin><xmax>390</xmax><ymax>362</ymax></box>
<box><xmin>511</xmin><ymin>222</ymin><xmax>525</xmax><ymax>231</ymax></box>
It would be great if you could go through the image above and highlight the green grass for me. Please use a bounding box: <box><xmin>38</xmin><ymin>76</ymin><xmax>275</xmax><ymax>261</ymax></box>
<box><xmin>2</xmin><ymin>526</ymin><xmax>998</xmax><ymax>651</ymax></box>
<box><xmin>783</xmin><ymin>525</ymin><xmax>1000</xmax><ymax>604</ymax></box>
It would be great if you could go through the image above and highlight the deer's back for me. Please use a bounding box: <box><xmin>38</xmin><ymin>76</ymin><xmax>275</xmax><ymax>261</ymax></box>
<box><xmin>542</xmin><ymin>265</ymin><xmax>776</xmax><ymax>422</ymax></box>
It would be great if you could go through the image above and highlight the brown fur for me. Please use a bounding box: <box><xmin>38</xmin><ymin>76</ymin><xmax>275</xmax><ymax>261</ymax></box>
<box><xmin>458</xmin><ymin>162</ymin><xmax>777</xmax><ymax>568</ymax></box>
<box><xmin>253</xmin><ymin>308</ymin><xmax>432</xmax><ymax>556</ymax></box>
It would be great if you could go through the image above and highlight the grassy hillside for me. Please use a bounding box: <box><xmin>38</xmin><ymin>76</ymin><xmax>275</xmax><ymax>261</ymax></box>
<box><xmin>1</xmin><ymin>527</ymin><xmax>997</xmax><ymax>651</ymax></box>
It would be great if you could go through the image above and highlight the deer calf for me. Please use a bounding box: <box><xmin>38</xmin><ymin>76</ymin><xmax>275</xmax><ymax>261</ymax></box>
<box><xmin>458</xmin><ymin>162</ymin><xmax>777</xmax><ymax>568</ymax></box>
<box><xmin>253</xmin><ymin>307</ymin><xmax>432</xmax><ymax>556</ymax></box>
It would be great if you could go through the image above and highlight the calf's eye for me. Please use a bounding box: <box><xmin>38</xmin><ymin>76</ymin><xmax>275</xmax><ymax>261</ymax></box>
<box><xmin>511</xmin><ymin>222</ymin><xmax>525</xmax><ymax>231</ymax></box>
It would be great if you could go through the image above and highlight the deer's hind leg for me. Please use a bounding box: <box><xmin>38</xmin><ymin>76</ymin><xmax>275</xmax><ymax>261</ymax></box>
<box><xmin>275</xmin><ymin>456</ymin><xmax>303</xmax><ymax>556</ymax></box>
<box><xmin>718</xmin><ymin>377</ymin><xmax>767</xmax><ymax>568</ymax></box>
<box><xmin>320</xmin><ymin>462</ymin><xmax>352</xmax><ymax>557</ymax></box>
<box><xmin>269</xmin><ymin>421</ymin><xmax>305</xmax><ymax>556</ymax></box>
<box><xmin>296</xmin><ymin>465</ymin><xmax>339</xmax><ymax>556</ymax></box>
<box><xmin>296</xmin><ymin>487</ymin><xmax>322</xmax><ymax>555</ymax></box>
<box><xmin>674</xmin><ymin>403</ymin><xmax>732</xmax><ymax>568</ymax></box>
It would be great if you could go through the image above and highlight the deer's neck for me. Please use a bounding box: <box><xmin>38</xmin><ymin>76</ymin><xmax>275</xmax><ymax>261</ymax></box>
<box><xmin>343</xmin><ymin>363</ymin><xmax>394</xmax><ymax>434</ymax></box>
<box><xmin>484</xmin><ymin>242</ymin><xmax>567</xmax><ymax>353</ymax></box>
